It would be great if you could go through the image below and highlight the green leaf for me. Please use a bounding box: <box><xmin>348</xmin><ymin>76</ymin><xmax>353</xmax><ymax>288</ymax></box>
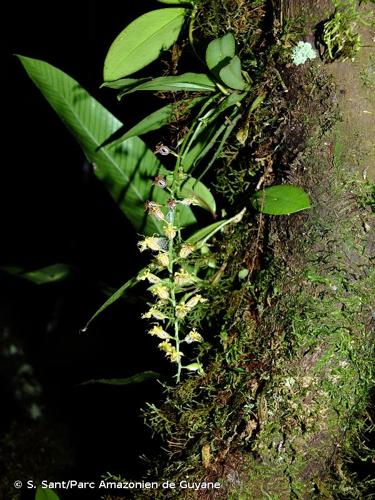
<box><xmin>181</xmin><ymin>93</ymin><xmax>246</xmax><ymax>172</ymax></box>
<box><xmin>81</xmin><ymin>276</ymin><xmax>139</xmax><ymax>331</ymax></box>
<box><xmin>79</xmin><ymin>371</ymin><xmax>160</xmax><ymax>386</ymax></box>
<box><xmin>187</xmin><ymin>208</ymin><xmax>246</xmax><ymax>246</ymax></box>
<box><xmin>166</xmin><ymin>175</ymin><xmax>216</xmax><ymax>215</ymax></box>
<box><xmin>251</xmin><ymin>185</ymin><xmax>311</xmax><ymax>215</ymax></box>
<box><xmin>118</xmin><ymin>73</ymin><xmax>216</xmax><ymax>97</ymax></box>
<box><xmin>2</xmin><ymin>264</ymin><xmax>72</xmax><ymax>284</ymax></box>
<box><xmin>103</xmin><ymin>8</ymin><xmax>186</xmax><ymax>81</ymax></box>
<box><xmin>219</xmin><ymin>56</ymin><xmax>246</xmax><ymax>90</ymax></box>
<box><xmin>18</xmin><ymin>56</ymin><xmax>197</xmax><ymax>235</ymax></box>
<box><xmin>36</xmin><ymin>487</ymin><xmax>60</xmax><ymax>500</ymax></box>
<box><xmin>206</xmin><ymin>33</ymin><xmax>235</xmax><ymax>74</ymax></box>
<box><xmin>101</xmin><ymin>77</ymin><xmax>151</xmax><ymax>90</ymax></box>
<box><xmin>21</xmin><ymin>264</ymin><xmax>72</xmax><ymax>284</ymax></box>
<box><xmin>106</xmin><ymin>98</ymin><xmax>204</xmax><ymax>147</ymax></box>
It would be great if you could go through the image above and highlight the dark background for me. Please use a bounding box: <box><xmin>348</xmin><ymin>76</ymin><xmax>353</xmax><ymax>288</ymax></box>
<box><xmin>1</xmin><ymin>1</ymin><xmax>169</xmax><ymax>496</ymax></box>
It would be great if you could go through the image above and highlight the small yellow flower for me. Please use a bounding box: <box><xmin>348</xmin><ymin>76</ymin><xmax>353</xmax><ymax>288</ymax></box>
<box><xmin>148</xmin><ymin>325</ymin><xmax>170</xmax><ymax>339</ymax></box>
<box><xmin>164</xmin><ymin>223</ymin><xmax>177</xmax><ymax>240</ymax></box>
<box><xmin>138</xmin><ymin>236</ymin><xmax>167</xmax><ymax>252</ymax></box>
<box><xmin>179</xmin><ymin>243</ymin><xmax>195</xmax><ymax>259</ymax></box>
<box><xmin>137</xmin><ymin>270</ymin><xmax>161</xmax><ymax>284</ymax></box>
<box><xmin>176</xmin><ymin>303</ymin><xmax>189</xmax><ymax>319</ymax></box>
<box><xmin>145</xmin><ymin>201</ymin><xmax>165</xmax><ymax>221</ymax></box>
<box><xmin>155</xmin><ymin>252</ymin><xmax>169</xmax><ymax>268</ymax></box>
<box><xmin>151</xmin><ymin>284</ymin><xmax>170</xmax><ymax>301</ymax></box>
<box><xmin>142</xmin><ymin>308</ymin><xmax>167</xmax><ymax>320</ymax></box>
<box><xmin>169</xmin><ymin>349</ymin><xmax>183</xmax><ymax>363</ymax></box>
<box><xmin>174</xmin><ymin>269</ymin><xmax>194</xmax><ymax>287</ymax></box>
<box><xmin>186</xmin><ymin>294</ymin><xmax>207</xmax><ymax>309</ymax></box>
<box><xmin>179</xmin><ymin>197</ymin><xmax>198</xmax><ymax>206</ymax></box>
<box><xmin>184</xmin><ymin>329</ymin><xmax>203</xmax><ymax>344</ymax></box>
<box><xmin>158</xmin><ymin>341</ymin><xmax>183</xmax><ymax>363</ymax></box>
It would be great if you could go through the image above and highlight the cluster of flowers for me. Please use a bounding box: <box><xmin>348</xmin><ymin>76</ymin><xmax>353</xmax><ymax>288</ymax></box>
<box><xmin>137</xmin><ymin>175</ymin><xmax>206</xmax><ymax>378</ymax></box>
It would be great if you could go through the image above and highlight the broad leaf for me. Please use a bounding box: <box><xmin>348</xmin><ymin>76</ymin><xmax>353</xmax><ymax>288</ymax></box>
<box><xmin>118</xmin><ymin>73</ymin><xmax>216</xmax><ymax>97</ymax></box>
<box><xmin>36</xmin><ymin>487</ymin><xmax>60</xmax><ymax>500</ymax></box>
<box><xmin>80</xmin><ymin>371</ymin><xmax>160</xmax><ymax>386</ymax></box>
<box><xmin>251</xmin><ymin>185</ymin><xmax>311</xmax><ymax>215</ymax></box>
<box><xmin>187</xmin><ymin>208</ymin><xmax>246</xmax><ymax>246</ymax></box>
<box><xmin>81</xmin><ymin>276</ymin><xmax>139</xmax><ymax>331</ymax></box>
<box><xmin>18</xmin><ymin>56</ymin><xmax>197</xmax><ymax>235</ymax></box>
<box><xmin>206</xmin><ymin>33</ymin><xmax>235</xmax><ymax>75</ymax></box>
<box><xmin>219</xmin><ymin>56</ymin><xmax>246</xmax><ymax>90</ymax></box>
<box><xmin>103</xmin><ymin>8</ymin><xmax>186</xmax><ymax>81</ymax></box>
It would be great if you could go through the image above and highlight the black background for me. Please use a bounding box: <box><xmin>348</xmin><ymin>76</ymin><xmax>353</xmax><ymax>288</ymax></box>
<box><xmin>1</xmin><ymin>1</ymin><xmax>169</xmax><ymax>494</ymax></box>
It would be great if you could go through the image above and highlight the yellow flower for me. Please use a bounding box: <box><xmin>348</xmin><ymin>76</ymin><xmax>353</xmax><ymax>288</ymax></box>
<box><xmin>145</xmin><ymin>201</ymin><xmax>165</xmax><ymax>221</ymax></box>
<box><xmin>179</xmin><ymin>243</ymin><xmax>195</xmax><ymax>259</ymax></box>
<box><xmin>137</xmin><ymin>270</ymin><xmax>161</xmax><ymax>284</ymax></box>
<box><xmin>164</xmin><ymin>223</ymin><xmax>177</xmax><ymax>240</ymax></box>
<box><xmin>184</xmin><ymin>329</ymin><xmax>203</xmax><ymax>344</ymax></box>
<box><xmin>179</xmin><ymin>197</ymin><xmax>199</xmax><ymax>206</ymax></box>
<box><xmin>174</xmin><ymin>269</ymin><xmax>194</xmax><ymax>287</ymax></box>
<box><xmin>176</xmin><ymin>303</ymin><xmax>189</xmax><ymax>319</ymax></box>
<box><xmin>151</xmin><ymin>284</ymin><xmax>170</xmax><ymax>301</ymax></box>
<box><xmin>158</xmin><ymin>340</ymin><xmax>174</xmax><ymax>354</ymax></box>
<box><xmin>148</xmin><ymin>325</ymin><xmax>170</xmax><ymax>339</ymax></box>
<box><xmin>158</xmin><ymin>341</ymin><xmax>183</xmax><ymax>363</ymax></box>
<box><xmin>142</xmin><ymin>308</ymin><xmax>167</xmax><ymax>320</ymax></box>
<box><xmin>155</xmin><ymin>252</ymin><xmax>169</xmax><ymax>268</ymax></box>
<box><xmin>186</xmin><ymin>294</ymin><xmax>207</xmax><ymax>309</ymax></box>
<box><xmin>138</xmin><ymin>236</ymin><xmax>167</xmax><ymax>252</ymax></box>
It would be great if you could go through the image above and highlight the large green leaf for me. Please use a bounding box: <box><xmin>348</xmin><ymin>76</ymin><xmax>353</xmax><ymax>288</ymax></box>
<box><xmin>219</xmin><ymin>56</ymin><xmax>246</xmax><ymax>90</ymax></box>
<box><xmin>36</xmin><ymin>487</ymin><xmax>60</xmax><ymax>500</ymax></box>
<box><xmin>118</xmin><ymin>73</ymin><xmax>216</xmax><ymax>97</ymax></box>
<box><xmin>80</xmin><ymin>371</ymin><xmax>160</xmax><ymax>386</ymax></box>
<box><xmin>206</xmin><ymin>33</ymin><xmax>235</xmax><ymax>75</ymax></box>
<box><xmin>251</xmin><ymin>185</ymin><xmax>311</xmax><ymax>215</ymax></box>
<box><xmin>103</xmin><ymin>8</ymin><xmax>186</xmax><ymax>81</ymax></box>
<box><xmin>18</xmin><ymin>56</ymin><xmax>197</xmax><ymax>235</ymax></box>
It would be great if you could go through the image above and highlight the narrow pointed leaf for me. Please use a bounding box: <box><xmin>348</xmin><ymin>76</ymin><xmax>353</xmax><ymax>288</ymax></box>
<box><xmin>18</xmin><ymin>56</ymin><xmax>197</xmax><ymax>235</ymax></box>
<box><xmin>251</xmin><ymin>185</ymin><xmax>311</xmax><ymax>215</ymax></box>
<box><xmin>187</xmin><ymin>208</ymin><xmax>246</xmax><ymax>246</ymax></box>
<box><xmin>103</xmin><ymin>8</ymin><xmax>186</xmax><ymax>81</ymax></box>
<box><xmin>206</xmin><ymin>33</ymin><xmax>235</xmax><ymax>74</ymax></box>
<box><xmin>219</xmin><ymin>55</ymin><xmax>246</xmax><ymax>90</ymax></box>
<box><xmin>79</xmin><ymin>371</ymin><xmax>160</xmax><ymax>386</ymax></box>
<box><xmin>118</xmin><ymin>73</ymin><xmax>216</xmax><ymax>97</ymax></box>
<box><xmin>101</xmin><ymin>76</ymin><xmax>151</xmax><ymax>90</ymax></box>
<box><xmin>81</xmin><ymin>276</ymin><xmax>139</xmax><ymax>331</ymax></box>
<box><xmin>181</xmin><ymin>93</ymin><xmax>245</xmax><ymax>171</ymax></box>
<box><xmin>107</xmin><ymin>97</ymin><xmax>204</xmax><ymax>147</ymax></box>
